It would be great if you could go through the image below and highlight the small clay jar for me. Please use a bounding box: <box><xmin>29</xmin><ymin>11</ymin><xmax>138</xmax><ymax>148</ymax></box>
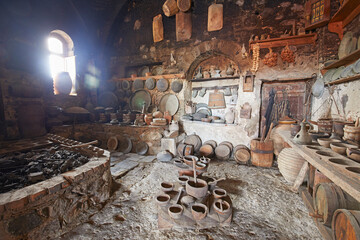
<box><xmin>178</xmin><ymin>175</ymin><xmax>189</xmax><ymax>186</ymax></box>
<box><xmin>168</xmin><ymin>204</ymin><xmax>183</xmax><ymax>219</ymax></box>
<box><xmin>155</xmin><ymin>194</ymin><xmax>170</xmax><ymax>206</ymax></box>
<box><xmin>191</xmin><ymin>203</ymin><xmax>208</xmax><ymax>221</ymax></box>
<box><xmin>160</xmin><ymin>182</ymin><xmax>174</xmax><ymax>192</ymax></box>
<box><xmin>213</xmin><ymin>199</ymin><xmax>231</xmax><ymax>215</ymax></box>
<box><xmin>213</xmin><ymin>188</ymin><xmax>227</xmax><ymax>198</ymax></box>
<box><xmin>144</xmin><ymin>113</ymin><xmax>153</xmax><ymax>125</ymax></box>
<box><xmin>164</xmin><ymin>111</ymin><xmax>172</xmax><ymax>124</ymax></box>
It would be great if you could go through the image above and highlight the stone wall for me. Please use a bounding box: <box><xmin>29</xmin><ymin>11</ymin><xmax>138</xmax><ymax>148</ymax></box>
<box><xmin>0</xmin><ymin>153</ymin><xmax>111</xmax><ymax>240</ymax></box>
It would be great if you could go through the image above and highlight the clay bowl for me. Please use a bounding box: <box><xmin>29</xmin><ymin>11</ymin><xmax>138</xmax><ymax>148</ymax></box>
<box><xmin>315</xmin><ymin>150</ymin><xmax>335</xmax><ymax>158</ymax></box>
<box><xmin>328</xmin><ymin>158</ymin><xmax>352</xmax><ymax>166</ymax></box>
<box><xmin>183</xmin><ymin>155</ymin><xmax>198</xmax><ymax>166</ymax></box>
<box><xmin>168</xmin><ymin>204</ymin><xmax>184</xmax><ymax>219</ymax></box>
<box><xmin>330</xmin><ymin>142</ymin><xmax>358</xmax><ymax>155</ymax></box>
<box><xmin>191</xmin><ymin>203</ymin><xmax>208</xmax><ymax>221</ymax></box>
<box><xmin>317</xmin><ymin>138</ymin><xmax>341</xmax><ymax>148</ymax></box>
<box><xmin>161</xmin><ymin>182</ymin><xmax>174</xmax><ymax>192</ymax></box>
<box><xmin>178</xmin><ymin>175</ymin><xmax>190</xmax><ymax>186</ymax></box>
<box><xmin>213</xmin><ymin>199</ymin><xmax>231</xmax><ymax>215</ymax></box>
<box><xmin>155</xmin><ymin>194</ymin><xmax>170</xmax><ymax>206</ymax></box>
<box><xmin>346</xmin><ymin>148</ymin><xmax>360</xmax><ymax>162</ymax></box>
<box><xmin>309</xmin><ymin>131</ymin><xmax>330</xmax><ymax>141</ymax></box>
<box><xmin>213</xmin><ymin>188</ymin><xmax>227</xmax><ymax>199</ymax></box>
<box><xmin>186</xmin><ymin>179</ymin><xmax>208</xmax><ymax>199</ymax></box>
<box><xmin>195</xmin><ymin>162</ymin><xmax>207</xmax><ymax>171</ymax></box>
<box><xmin>345</xmin><ymin>167</ymin><xmax>360</xmax><ymax>176</ymax></box>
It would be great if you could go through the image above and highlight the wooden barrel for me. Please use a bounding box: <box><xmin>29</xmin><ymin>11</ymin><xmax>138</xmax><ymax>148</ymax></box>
<box><xmin>199</xmin><ymin>144</ymin><xmax>214</xmax><ymax>157</ymax></box>
<box><xmin>344</xmin><ymin>125</ymin><xmax>360</xmax><ymax>142</ymax></box>
<box><xmin>250</xmin><ymin>138</ymin><xmax>274</xmax><ymax>167</ymax></box>
<box><xmin>215</xmin><ymin>145</ymin><xmax>231</xmax><ymax>160</ymax></box>
<box><xmin>332</xmin><ymin>209</ymin><xmax>360</xmax><ymax>240</ymax></box>
<box><xmin>203</xmin><ymin>140</ymin><xmax>217</xmax><ymax>149</ymax></box>
<box><xmin>177</xmin><ymin>143</ymin><xmax>194</xmax><ymax>156</ymax></box>
<box><xmin>313</xmin><ymin>183</ymin><xmax>360</xmax><ymax>226</ymax></box>
<box><xmin>233</xmin><ymin>144</ymin><xmax>250</xmax><ymax>164</ymax></box>
<box><xmin>219</xmin><ymin>141</ymin><xmax>233</xmax><ymax>152</ymax></box>
<box><xmin>277</xmin><ymin>148</ymin><xmax>306</xmax><ymax>184</ymax></box>
<box><xmin>177</xmin><ymin>0</ymin><xmax>191</xmax><ymax>12</ymax></box>
<box><xmin>318</xmin><ymin>118</ymin><xmax>333</xmax><ymax>134</ymax></box>
<box><xmin>163</xmin><ymin>0</ymin><xmax>179</xmax><ymax>17</ymax></box>
<box><xmin>313</xmin><ymin>169</ymin><xmax>332</xmax><ymax>195</ymax></box>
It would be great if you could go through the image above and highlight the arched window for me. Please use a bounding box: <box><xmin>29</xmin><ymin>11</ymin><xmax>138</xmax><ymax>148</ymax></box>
<box><xmin>48</xmin><ymin>30</ymin><xmax>76</xmax><ymax>95</ymax></box>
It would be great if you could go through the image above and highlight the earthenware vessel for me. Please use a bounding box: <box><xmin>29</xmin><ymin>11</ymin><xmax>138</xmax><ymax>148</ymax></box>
<box><xmin>191</xmin><ymin>203</ymin><xmax>208</xmax><ymax>220</ymax></box>
<box><xmin>293</xmin><ymin>122</ymin><xmax>312</xmax><ymax>145</ymax></box>
<box><xmin>155</xmin><ymin>194</ymin><xmax>170</xmax><ymax>206</ymax></box>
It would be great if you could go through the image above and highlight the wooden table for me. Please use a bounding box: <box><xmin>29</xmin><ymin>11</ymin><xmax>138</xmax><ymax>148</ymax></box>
<box><xmin>278</xmin><ymin>130</ymin><xmax>360</xmax><ymax>202</ymax></box>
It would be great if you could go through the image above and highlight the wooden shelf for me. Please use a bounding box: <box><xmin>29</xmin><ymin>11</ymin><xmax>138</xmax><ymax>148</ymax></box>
<box><xmin>323</xmin><ymin>49</ymin><xmax>360</xmax><ymax>70</ymax></box>
<box><xmin>190</xmin><ymin>76</ymin><xmax>240</xmax><ymax>82</ymax></box>
<box><xmin>328</xmin><ymin>0</ymin><xmax>360</xmax><ymax>39</ymax></box>
<box><xmin>328</xmin><ymin>74</ymin><xmax>360</xmax><ymax>86</ymax></box>
<box><xmin>111</xmin><ymin>73</ymin><xmax>185</xmax><ymax>81</ymax></box>
<box><xmin>249</xmin><ymin>33</ymin><xmax>317</xmax><ymax>50</ymax></box>
<box><xmin>278</xmin><ymin>130</ymin><xmax>360</xmax><ymax>203</ymax></box>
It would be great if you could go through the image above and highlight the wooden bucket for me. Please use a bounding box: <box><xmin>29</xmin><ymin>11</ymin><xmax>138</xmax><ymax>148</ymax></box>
<box><xmin>344</xmin><ymin>125</ymin><xmax>360</xmax><ymax>142</ymax></box>
<box><xmin>332</xmin><ymin>209</ymin><xmax>360</xmax><ymax>240</ymax></box>
<box><xmin>313</xmin><ymin>183</ymin><xmax>360</xmax><ymax>226</ymax></box>
<box><xmin>208</xmin><ymin>91</ymin><xmax>225</xmax><ymax>109</ymax></box>
<box><xmin>250</xmin><ymin>138</ymin><xmax>274</xmax><ymax>167</ymax></box>
<box><xmin>163</xmin><ymin>0</ymin><xmax>179</xmax><ymax>17</ymax></box>
<box><xmin>233</xmin><ymin>144</ymin><xmax>250</xmax><ymax>164</ymax></box>
<box><xmin>318</xmin><ymin>118</ymin><xmax>333</xmax><ymax>134</ymax></box>
<box><xmin>199</xmin><ymin>144</ymin><xmax>214</xmax><ymax>157</ymax></box>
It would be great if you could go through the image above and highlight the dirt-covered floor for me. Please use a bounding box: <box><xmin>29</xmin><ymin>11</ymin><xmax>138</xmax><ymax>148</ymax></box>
<box><xmin>59</xmin><ymin>157</ymin><xmax>322</xmax><ymax>240</ymax></box>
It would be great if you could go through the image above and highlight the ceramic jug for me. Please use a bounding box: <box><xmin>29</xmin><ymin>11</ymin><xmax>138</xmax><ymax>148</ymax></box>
<box><xmin>169</xmin><ymin>120</ymin><xmax>179</xmax><ymax>132</ymax></box>
<box><xmin>225</xmin><ymin>108</ymin><xmax>235</xmax><ymax>124</ymax></box>
<box><xmin>293</xmin><ymin>122</ymin><xmax>312</xmax><ymax>145</ymax></box>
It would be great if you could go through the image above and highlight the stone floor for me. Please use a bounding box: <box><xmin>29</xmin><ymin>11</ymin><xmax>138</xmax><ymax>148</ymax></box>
<box><xmin>58</xmin><ymin>154</ymin><xmax>322</xmax><ymax>240</ymax></box>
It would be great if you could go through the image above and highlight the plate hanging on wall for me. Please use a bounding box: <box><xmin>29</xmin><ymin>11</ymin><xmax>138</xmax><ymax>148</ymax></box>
<box><xmin>158</xmin><ymin>93</ymin><xmax>179</xmax><ymax>116</ymax></box>
<box><xmin>157</xmin><ymin>78</ymin><xmax>169</xmax><ymax>92</ymax></box>
<box><xmin>129</xmin><ymin>90</ymin><xmax>151</xmax><ymax>112</ymax></box>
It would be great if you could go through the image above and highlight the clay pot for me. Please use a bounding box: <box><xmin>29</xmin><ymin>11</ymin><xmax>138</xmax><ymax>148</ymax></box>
<box><xmin>277</xmin><ymin>148</ymin><xmax>306</xmax><ymax>184</ymax></box>
<box><xmin>155</xmin><ymin>194</ymin><xmax>170</xmax><ymax>206</ymax></box>
<box><xmin>213</xmin><ymin>188</ymin><xmax>227</xmax><ymax>198</ymax></box>
<box><xmin>213</xmin><ymin>199</ymin><xmax>231</xmax><ymax>215</ymax></box>
<box><xmin>164</xmin><ymin>111</ymin><xmax>172</xmax><ymax>124</ymax></box>
<box><xmin>178</xmin><ymin>175</ymin><xmax>189</xmax><ymax>185</ymax></box>
<box><xmin>330</xmin><ymin>142</ymin><xmax>357</xmax><ymax>155</ymax></box>
<box><xmin>168</xmin><ymin>204</ymin><xmax>183</xmax><ymax>219</ymax></box>
<box><xmin>183</xmin><ymin>155</ymin><xmax>198</xmax><ymax>166</ymax></box>
<box><xmin>153</xmin><ymin>110</ymin><xmax>163</xmax><ymax>118</ymax></box>
<box><xmin>186</xmin><ymin>179</ymin><xmax>208</xmax><ymax>199</ymax></box>
<box><xmin>169</xmin><ymin>120</ymin><xmax>179</xmax><ymax>132</ymax></box>
<box><xmin>191</xmin><ymin>203</ymin><xmax>208</xmax><ymax>220</ymax></box>
<box><xmin>347</xmin><ymin>148</ymin><xmax>360</xmax><ymax>162</ymax></box>
<box><xmin>161</xmin><ymin>182</ymin><xmax>174</xmax><ymax>192</ymax></box>
<box><xmin>344</xmin><ymin>125</ymin><xmax>360</xmax><ymax>142</ymax></box>
<box><xmin>195</xmin><ymin>162</ymin><xmax>207</xmax><ymax>171</ymax></box>
<box><xmin>144</xmin><ymin>114</ymin><xmax>153</xmax><ymax>125</ymax></box>
<box><xmin>317</xmin><ymin>138</ymin><xmax>341</xmax><ymax>148</ymax></box>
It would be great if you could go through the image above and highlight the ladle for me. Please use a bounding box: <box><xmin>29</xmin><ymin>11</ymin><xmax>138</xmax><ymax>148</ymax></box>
<box><xmin>192</xmin><ymin>156</ymin><xmax>197</xmax><ymax>184</ymax></box>
<box><xmin>175</xmin><ymin>187</ymin><xmax>184</xmax><ymax>204</ymax></box>
<box><xmin>208</xmin><ymin>178</ymin><xmax>226</xmax><ymax>191</ymax></box>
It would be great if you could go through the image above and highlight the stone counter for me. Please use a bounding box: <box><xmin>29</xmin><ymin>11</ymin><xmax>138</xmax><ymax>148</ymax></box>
<box><xmin>181</xmin><ymin>120</ymin><xmax>253</xmax><ymax>148</ymax></box>
<box><xmin>51</xmin><ymin>123</ymin><xmax>167</xmax><ymax>155</ymax></box>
